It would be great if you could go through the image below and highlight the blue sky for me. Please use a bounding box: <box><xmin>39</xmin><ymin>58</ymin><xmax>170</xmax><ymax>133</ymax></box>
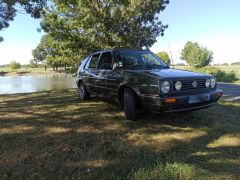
<box><xmin>0</xmin><ymin>0</ymin><xmax>240</xmax><ymax>65</ymax></box>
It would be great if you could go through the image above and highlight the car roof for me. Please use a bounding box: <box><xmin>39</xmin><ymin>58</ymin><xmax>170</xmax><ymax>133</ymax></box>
<box><xmin>92</xmin><ymin>48</ymin><xmax>149</xmax><ymax>54</ymax></box>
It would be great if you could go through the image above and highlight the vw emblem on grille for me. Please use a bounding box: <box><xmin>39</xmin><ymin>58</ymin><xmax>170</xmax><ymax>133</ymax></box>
<box><xmin>192</xmin><ymin>80</ymin><xmax>198</xmax><ymax>88</ymax></box>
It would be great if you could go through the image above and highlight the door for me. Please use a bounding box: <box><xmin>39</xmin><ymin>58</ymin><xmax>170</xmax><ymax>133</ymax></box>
<box><xmin>84</xmin><ymin>53</ymin><xmax>101</xmax><ymax>94</ymax></box>
<box><xmin>97</xmin><ymin>51</ymin><xmax>118</xmax><ymax>97</ymax></box>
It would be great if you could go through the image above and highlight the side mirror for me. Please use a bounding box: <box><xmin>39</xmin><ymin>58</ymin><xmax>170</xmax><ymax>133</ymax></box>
<box><xmin>112</xmin><ymin>62</ymin><xmax>118</xmax><ymax>70</ymax></box>
<box><xmin>112</xmin><ymin>62</ymin><xmax>123</xmax><ymax>70</ymax></box>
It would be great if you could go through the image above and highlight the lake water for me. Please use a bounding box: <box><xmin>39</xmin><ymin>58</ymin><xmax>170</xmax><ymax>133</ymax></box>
<box><xmin>0</xmin><ymin>74</ymin><xmax>77</xmax><ymax>94</ymax></box>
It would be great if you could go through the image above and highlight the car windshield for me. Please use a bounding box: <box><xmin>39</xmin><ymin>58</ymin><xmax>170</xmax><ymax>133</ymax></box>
<box><xmin>115</xmin><ymin>50</ymin><xmax>169</xmax><ymax>69</ymax></box>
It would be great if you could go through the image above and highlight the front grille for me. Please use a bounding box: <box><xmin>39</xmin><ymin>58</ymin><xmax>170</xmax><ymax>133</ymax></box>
<box><xmin>173</xmin><ymin>79</ymin><xmax>207</xmax><ymax>92</ymax></box>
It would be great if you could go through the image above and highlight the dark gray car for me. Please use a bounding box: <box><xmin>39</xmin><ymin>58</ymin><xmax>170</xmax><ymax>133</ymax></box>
<box><xmin>76</xmin><ymin>48</ymin><xmax>223</xmax><ymax>120</ymax></box>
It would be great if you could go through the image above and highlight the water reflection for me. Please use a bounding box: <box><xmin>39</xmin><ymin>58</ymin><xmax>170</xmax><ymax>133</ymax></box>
<box><xmin>0</xmin><ymin>74</ymin><xmax>76</xmax><ymax>94</ymax></box>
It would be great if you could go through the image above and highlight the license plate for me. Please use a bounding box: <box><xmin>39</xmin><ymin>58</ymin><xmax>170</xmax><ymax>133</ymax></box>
<box><xmin>188</xmin><ymin>94</ymin><xmax>210</xmax><ymax>104</ymax></box>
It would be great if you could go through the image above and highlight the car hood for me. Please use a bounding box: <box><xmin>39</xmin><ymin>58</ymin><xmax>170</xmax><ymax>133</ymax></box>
<box><xmin>130</xmin><ymin>68</ymin><xmax>209</xmax><ymax>79</ymax></box>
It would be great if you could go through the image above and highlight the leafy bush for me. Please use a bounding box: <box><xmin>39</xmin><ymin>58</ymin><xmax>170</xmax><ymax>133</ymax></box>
<box><xmin>191</xmin><ymin>66</ymin><xmax>238</xmax><ymax>82</ymax></box>
<box><xmin>231</xmin><ymin>61</ymin><xmax>240</xmax><ymax>65</ymax></box>
<box><xmin>221</xmin><ymin>63</ymin><xmax>228</xmax><ymax>66</ymax></box>
<box><xmin>9</xmin><ymin>61</ymin><xmax>21</xmax><ymax>70</ymax></box>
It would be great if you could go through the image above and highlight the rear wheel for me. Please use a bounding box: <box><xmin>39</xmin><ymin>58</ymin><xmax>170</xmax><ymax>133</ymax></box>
<box><xmin>78</xmin><ymin>82</ymin><xmax>90</xmax><ymax>100</ymax></box>
<box><xmin>124</xmin><ymin>88</ymin><xmax>136</xmax><ymax>120</ymax></box>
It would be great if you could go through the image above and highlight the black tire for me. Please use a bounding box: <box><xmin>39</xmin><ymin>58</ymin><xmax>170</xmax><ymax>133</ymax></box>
<box><xmin>78</xmin><ymin>82</ymin><xmax>90</xmax><ymax>100</ymax></box>
<box><xmin>124</xmin><ymin>88</ymin><xmax>136</xmax><ymax>120</ymax></box>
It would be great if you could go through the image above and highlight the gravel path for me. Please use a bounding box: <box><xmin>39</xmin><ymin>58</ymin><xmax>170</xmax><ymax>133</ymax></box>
<box><xmin>218</xmin><ymin>82</ymin><xmax>240</xmax><ymax>102</ymax></box>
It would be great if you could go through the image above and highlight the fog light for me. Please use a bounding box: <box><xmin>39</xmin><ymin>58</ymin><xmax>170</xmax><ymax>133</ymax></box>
<box><xmin>165</xmin><ymin>98</ymin><xmax>176</xmax><ymax>103</ymax></box>
<box><xmin>211</xmin><ymin>78</ymin><xmax>216</xmax><ymax>88</ymax></box>
<box><xmin>205</xmin><ymin>79</ymin><xmax>210</xmax><ymax>88</ymax></box>
<box><xmin>175</xmin><ymin>81</ymin><xmax>182</xmax><ymax>91</ymax></box>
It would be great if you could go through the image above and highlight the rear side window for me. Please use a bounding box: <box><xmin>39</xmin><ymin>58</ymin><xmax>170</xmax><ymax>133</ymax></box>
<box><xmin>86</xmin><ymin>53</ymin><xmax>101</xmax><ymax>69</ymax></box>
<box><xmin>98</xmin><ymin>52</ymin><xmax>112</xmax><ymax>70</ymax></box>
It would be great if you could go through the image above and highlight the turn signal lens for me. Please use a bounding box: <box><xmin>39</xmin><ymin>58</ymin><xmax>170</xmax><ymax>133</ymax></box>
<box><xmin>165</xmin><ymin>98</ymin><xmax>176</xmax><ymax>103</ymax></box>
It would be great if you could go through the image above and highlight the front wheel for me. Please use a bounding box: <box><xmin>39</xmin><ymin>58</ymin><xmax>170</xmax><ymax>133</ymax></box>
<box><xmin>78</xmin><ymin>82</ymin><xmax>90</xmax><ymax>100</ymax></box>
<box><xmin>124</xmin><ymin>88</ymin><xmax>136</xmax><ymax>120</ymax></box>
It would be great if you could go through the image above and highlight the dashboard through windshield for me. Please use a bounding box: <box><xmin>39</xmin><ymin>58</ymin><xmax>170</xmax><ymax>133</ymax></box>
<box><xmin>115</xmin><ymin>50</ymin><xmax>168</xmax><ymax>69</ymax></box>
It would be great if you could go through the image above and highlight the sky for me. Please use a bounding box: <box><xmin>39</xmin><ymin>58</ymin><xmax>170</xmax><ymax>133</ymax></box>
<box><xmin>0</xmin><ymin>0</ymin><xmax>240</xmax><ymax>65</ymax></box>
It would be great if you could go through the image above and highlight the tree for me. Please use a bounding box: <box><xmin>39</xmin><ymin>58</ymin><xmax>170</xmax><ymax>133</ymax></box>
<box><xmin>221</xmin><ymin>63</ymin><xmax>228</xmax><ymax>66</ymax></box>
<box><xmin>39</xmin><ymin>0</ymin><xmax>169</xmax><ymax>67</ymax></box>
<box><xmin>0</xmin><ymin>0</ymin><xmax>47</xmax><ymax>41</ymax></box>
<box><xmin>181</xmin><ymin>41</ymin><xmax>213</xmax><ymax>68</ymax></box>
<box><xmin>157</xmin><ymin>51</ymin><xmax>171</xmax><ymax>65</ymax></box>
<box><xmin>29</xmin><ymin>59</ymin><xmax>38</xmax><ymax>68</ymax></box>
<box><xmin>32</xmin><ymin>34</ymin><xmax>72</xmax><ymax>70</ymax></box>
<box><xmin>32</xmin><ymin>35</ymin><xmax>50</xmax><ymax>62</ymax></box>
<box><xmin>9</xmin><ymin>61</ymin><xmax>21</xmax><ymax>70</ymax></box>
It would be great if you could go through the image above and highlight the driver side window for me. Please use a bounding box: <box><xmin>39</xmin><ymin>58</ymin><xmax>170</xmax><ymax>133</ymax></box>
<box><xmin>98</xmin><ymin>52</ymin><xmax>113</xmax><ymax>70</ymax></box>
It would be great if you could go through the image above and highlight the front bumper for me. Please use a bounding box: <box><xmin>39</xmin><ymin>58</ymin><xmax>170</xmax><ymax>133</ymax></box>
<box><xmin>139</xmin><ymin>89</ymin><xmax>223</xmax><ymax>113</ymax></box>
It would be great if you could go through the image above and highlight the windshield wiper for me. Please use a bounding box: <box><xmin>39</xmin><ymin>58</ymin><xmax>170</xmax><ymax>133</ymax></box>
<box><xmin>163</xmin><ymin>65</ymin><xmax>169</xmax><ymax>69</ymax></box>
<box><xmin>145</xmin><ymin>64</ymin><xmax>163</xmax><ymax>69</ymax></box>
<box><xmin>127</xmin><ymin>64</ymin><xmax>169</xmax><ymax>70</ymax></box>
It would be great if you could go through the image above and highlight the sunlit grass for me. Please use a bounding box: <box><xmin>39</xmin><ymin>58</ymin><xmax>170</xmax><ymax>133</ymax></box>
<box><xmin>0</xmin><ymin>89</ymin><xmax>239</xmax><ymax>179</ymax></box>
<box><xmin>132</xmin><ymin>163</ymin><xmax>209</xmax><ymax>180</ymax></box>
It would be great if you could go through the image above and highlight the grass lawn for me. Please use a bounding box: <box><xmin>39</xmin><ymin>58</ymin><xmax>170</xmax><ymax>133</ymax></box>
<box><xmin>0</xmin><ymin>89</ymin><xmax>239</xmax><ymax>179</ymax></box>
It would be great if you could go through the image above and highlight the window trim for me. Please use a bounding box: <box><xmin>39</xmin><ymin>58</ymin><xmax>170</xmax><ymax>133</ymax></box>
<box><xmin>80</xmin><ymin>56</ymin><xmax>90</xmax><ymax>70</ymax></box>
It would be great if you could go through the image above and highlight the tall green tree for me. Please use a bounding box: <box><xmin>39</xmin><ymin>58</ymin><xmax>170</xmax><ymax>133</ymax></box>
<box><xmin>32</xmin><ymin>35</ymin><xmax>49</xmax><ymax>62</ymax></box>
<box><xmin>40</xmin><ymin>0</ymin><xmax>169</xmax><ymax>66</ymax></box>
<box><xmin>181</xmin><ymin>41</ymin><xmax>213</xmax><ymax>68</ymax></box>
<box><xmin>0</xmin><ymin>0</ymin><xmax>47</xmax><ymax>41</ymax></box>
<box><xmin>157</xmin><ymin>51</ymin><xmax>171</xmax><ymax>65</ymax></box>
<box><xmin>32</xmin><ymin>34</ymin><xmax>73</xmax><ymax>70</ymax></box>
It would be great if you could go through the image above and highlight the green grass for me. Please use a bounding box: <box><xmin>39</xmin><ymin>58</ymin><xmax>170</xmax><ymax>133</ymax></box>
<box><xmin>175</xmin><ymin>65</ymin><xmax>240</xmax><ymax>84</ymax></box>
<box><xmin>0</xmin><ymin>89</ymin><xmax>239</xmax><ymax>179</ymax></box>
<box><xmin>0</xmin><ymin>67</ymin><xmax>44</xmax><ymax>72</ymax></box>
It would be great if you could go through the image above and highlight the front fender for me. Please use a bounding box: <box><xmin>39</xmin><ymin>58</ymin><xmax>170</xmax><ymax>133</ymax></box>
<box><xmin>76</xmin><ymin>78</ymin><xmax>83</xmax><ymax>87</ymax></box>
<box><xmin>117</xmin><ymin>82</ymin><xmax>141</xmax><ymax>97</ymax></box>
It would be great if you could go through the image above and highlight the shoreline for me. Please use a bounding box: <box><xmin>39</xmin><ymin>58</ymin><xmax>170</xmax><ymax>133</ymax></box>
<box><xmin>0</xmin><ymin>70</ymin><xmax>71</xmax><ymax>77</ymax></box>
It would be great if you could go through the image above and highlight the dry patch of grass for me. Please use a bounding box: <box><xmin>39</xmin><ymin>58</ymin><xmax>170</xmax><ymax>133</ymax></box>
<box><xmin>0</xmin><ymin>89</ymin><xmax>239</xmax><ymax>179</ymax></box>
<box><xmin>208</xmin><ymin>134</ymin><xmax>240</xmax><ymax>148</ymax></box>
<box><xmin>0</xmin><ymin>125</ymin><xmax>34</xmax><ymax>134</ymax></box>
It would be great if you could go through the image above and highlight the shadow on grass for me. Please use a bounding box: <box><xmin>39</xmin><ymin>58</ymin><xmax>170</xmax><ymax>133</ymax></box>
<box><xmin>0</xmin><ymin>89</ymin><xmax>239</xmax><ymax>179</ymax></box>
